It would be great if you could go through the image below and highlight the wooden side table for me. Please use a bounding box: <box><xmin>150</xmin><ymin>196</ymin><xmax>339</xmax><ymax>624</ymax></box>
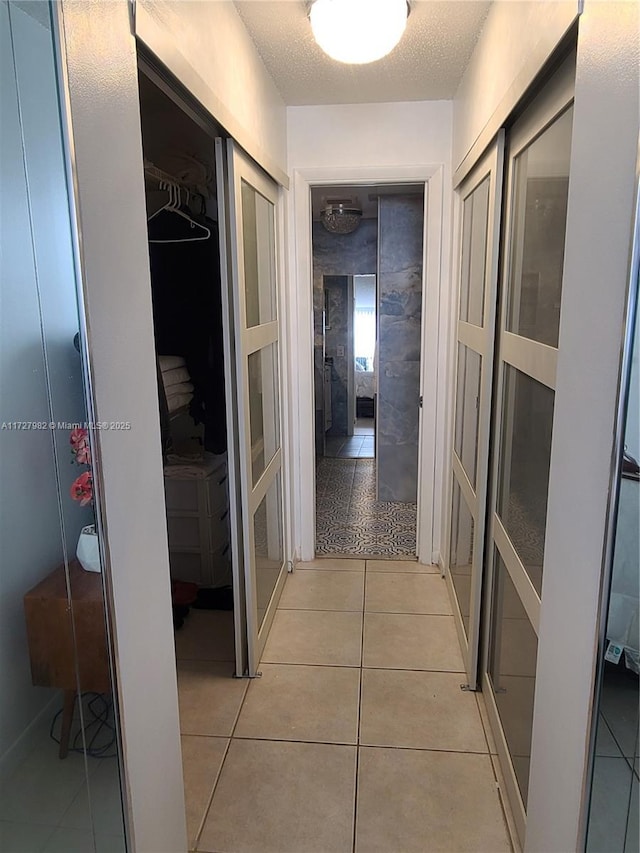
<box><xmin>23</xmin><ymin>559</ymin><xmax>111</xmax><ymax>758</ymax></box>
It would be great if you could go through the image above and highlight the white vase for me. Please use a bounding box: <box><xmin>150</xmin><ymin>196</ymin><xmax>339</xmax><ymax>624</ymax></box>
<box><xmin>76</xmin><ymin>524</ymin><xmax>101</xmax><ymax>573</ymax></box>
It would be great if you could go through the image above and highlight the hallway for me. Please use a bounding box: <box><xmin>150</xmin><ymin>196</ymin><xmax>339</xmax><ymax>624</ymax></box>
<box><xmin>178</xmin><ymin>558</ymin><xmax>515</xmax><ymax>852</ymax></box>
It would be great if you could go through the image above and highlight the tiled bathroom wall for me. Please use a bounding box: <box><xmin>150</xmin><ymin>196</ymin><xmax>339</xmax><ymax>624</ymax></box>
<box><xmin>377</xmin><ymin>194</ymin><xmax>424</xmax><ymax>502</ymax></box>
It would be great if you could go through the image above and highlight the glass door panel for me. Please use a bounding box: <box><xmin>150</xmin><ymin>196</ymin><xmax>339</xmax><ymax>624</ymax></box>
<box><xmin>481</xmin><ymin>57</ymin><xmax>575</xmax><ymax>844</ymax></box>
<box><xmin>459</xmin><ymin>175</ymin><xmax>491</xmax><ymax>327</ymax></box>
<box><xmin>497</xmin><ymin>367</ymin><xmax>554</xmax><ymax>596</ymax></box>
<box><xmin>248</xmin><ymin>343</ymin><xmax>280</xmax><ymax>486</ymax></box>
<box><xmin>506</xmin><ymin>107</ymin><xmax>574</xmax><ymax>347</ymax></box>
<box><xmin>253</xmin><ymin>472</ymin><xmax>283</xmax><ymax>629</ymax></box>
<box><xmin>218</xmin><ymin>139</ymin><xmax>286</xmax><ymax>675</ymax></box>
<box><xmin>241</xmin><ymin>179</ymin><xmax>277</xmax><ymax>328</ymax></box>
<box><xmin>454</xmin><ymin>343</ymin><xmax>482</xmax><ymax>489</ymax></box>
<box><xmin>488</xmin><ymin>550</ymin><xmax>539</xmax><ymax>804</ymax></box>
<box><xmin>445</xmin><ymin>133</ymin><xmax>504</xmax><ymax>684</ymax></box>
<box><xmin>449</xmin><ymin>478</ymin><xmax>475</xmax><ymax>637</ymax></box>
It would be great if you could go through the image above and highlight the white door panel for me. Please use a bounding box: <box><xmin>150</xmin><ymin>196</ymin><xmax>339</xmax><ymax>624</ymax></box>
<box><xmin>445</xmin><ymin>132</ymin><xmax>505</xmax><ymax>687</ymax></box>
<box><xmin>218</xmin><ymin>139</ymin><xmax>286</xmax><ymax>676</ymax></box>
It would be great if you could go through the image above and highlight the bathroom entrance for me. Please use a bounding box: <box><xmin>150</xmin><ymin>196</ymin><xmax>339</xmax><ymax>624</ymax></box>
<box><xmin>311</xmin><ymin>184</ymin><xmax>425</xmax><ymax>557</ymax></box>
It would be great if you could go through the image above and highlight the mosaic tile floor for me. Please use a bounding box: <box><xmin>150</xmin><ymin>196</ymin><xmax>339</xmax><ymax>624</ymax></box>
<box><xmin>315</xmin><ymin>457</ymin><xmax>417</xmax><ymax>557</ymax></box>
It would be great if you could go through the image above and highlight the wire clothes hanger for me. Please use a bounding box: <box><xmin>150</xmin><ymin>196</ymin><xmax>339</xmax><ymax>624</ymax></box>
<box><xmin>148</xmin><ymin>180</ymin><xmax>211</xmax><ymax>244</ymax></box>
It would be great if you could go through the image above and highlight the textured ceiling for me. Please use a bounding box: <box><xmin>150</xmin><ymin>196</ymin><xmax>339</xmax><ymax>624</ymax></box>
<box><xmin>233</xmin><ymin>1</ymin><xmax>491</xmax><ymax>106</ymax></box>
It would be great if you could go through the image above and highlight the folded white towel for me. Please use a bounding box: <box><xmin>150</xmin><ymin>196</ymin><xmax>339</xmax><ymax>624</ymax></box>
<box><xmin>159</xmin><ymin>354</ymin><xmax>186</xmax><ymax>373</ymax></box>
<box><xmin>162</xmin><ymin>366</ymin><xmax>191</xmax><ymax>388</ymax></box>
<box><xmin>166</xmin><ymin>381</ymin><xmax>194</xmax><ymax>398</ymax></box>
<box><xmin>166</xmin><ymin>391</ymin><xmax>193</xmax><ymax>414</ymax></box>
<box><xmin>164</xmin><ymin>451</ymin><xmax>225</xmax><ymax>479</ymax></box>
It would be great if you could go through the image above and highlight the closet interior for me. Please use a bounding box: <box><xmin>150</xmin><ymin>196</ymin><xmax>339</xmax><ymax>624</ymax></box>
<box><xmin>137</xmin><ymin>69</ymin><xmax>237</xmax><ymax>664</ymax></box>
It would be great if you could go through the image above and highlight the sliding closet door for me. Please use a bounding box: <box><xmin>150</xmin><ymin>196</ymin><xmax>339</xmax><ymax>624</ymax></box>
<box><xmin>217</xmin><ymin>139</ymin><xmax>286</xmax><ymax>676</ymax></box>
<box><xmin>445</xmin><ymin>133</ymin><xmax>504</xmax><ymax>687</ymax></box>
<box><xmin>482</xmin><ymin>57</ymin><xmax>575</xmax><ymax>843</ymax></box>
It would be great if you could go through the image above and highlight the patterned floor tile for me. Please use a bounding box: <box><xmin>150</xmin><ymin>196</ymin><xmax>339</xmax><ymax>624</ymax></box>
<box><xmin>316</xmin><ymin>458</ymin><xmax>417</xmax><ymax>557</ymax></box>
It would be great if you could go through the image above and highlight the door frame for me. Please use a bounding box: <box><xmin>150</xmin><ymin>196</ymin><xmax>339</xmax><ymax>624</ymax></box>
<box><xmin>289</xmin><ymin>164</ymin><xmax>448</xmax><ymax>564</ymax></box>
<box><xmin>347</xmin><ymin>275</ymin><xmax>355</xmax><ymax>437</ymax></box>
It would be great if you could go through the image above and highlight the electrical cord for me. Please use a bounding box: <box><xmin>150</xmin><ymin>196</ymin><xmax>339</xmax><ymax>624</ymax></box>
<box><xmin>49</xmin><ymin>692</ymin><xmax>118</xmax><ymax>758</ymax></box>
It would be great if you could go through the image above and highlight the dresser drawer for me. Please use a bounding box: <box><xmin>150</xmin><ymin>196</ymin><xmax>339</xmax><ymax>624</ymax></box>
<box><xmin>164</xmin><ymin>478</ymin><xmax>201</xmax><ymax>513</ymax></box>
<box><xmin>165</xmin><ymin>467</ymin><xmax>228</xmax><ymax>517</ymax></box>
<box><xmin>167</xmin><ymin>509</ymin><xmax>229</xmax><ymax>553</ymax></box>
<box><xmin>168</xmin><ymin>542</ymin><xmax>231</xmax><ymax>588</ymax></box>
<box><xmin>207</xmin><ymin>470</ymin><xmax>229</xmax><ymax>516</ymax></box>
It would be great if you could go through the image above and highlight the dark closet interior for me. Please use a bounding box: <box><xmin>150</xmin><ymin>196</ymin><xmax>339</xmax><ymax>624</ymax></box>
<box><xmin>137</xmin><ymin>69</ymin><xmax>236</xmax><ymax>646</ymax></box>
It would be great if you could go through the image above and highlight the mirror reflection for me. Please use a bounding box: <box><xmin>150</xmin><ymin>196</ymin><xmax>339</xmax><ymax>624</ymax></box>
<box><xmin>586</xmin><ymin>279</ymin><xmax>639</xmax><ymax>852</ymax></box>
<box><xmin>0</xmin><ymin>3</ymin><xmax>126</xmax><ymax>850</ymax></box>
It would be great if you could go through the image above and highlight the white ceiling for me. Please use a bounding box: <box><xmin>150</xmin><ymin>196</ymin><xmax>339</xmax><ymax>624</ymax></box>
<box><xmin>233</xmin><ymin>1</ymin><xmax>491</xmax><ymax>106</ymax></box>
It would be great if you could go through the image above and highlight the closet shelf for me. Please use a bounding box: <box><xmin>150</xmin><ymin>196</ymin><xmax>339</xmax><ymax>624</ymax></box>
<box><xmin>144</xmin><ymin>158</ymin><xmax>213</xmax><ymax>198</ymax></box>
<box><xmin>144</xmin><ymin>160</ymin><xmax>182</xmax><ymax>187</ymax></box>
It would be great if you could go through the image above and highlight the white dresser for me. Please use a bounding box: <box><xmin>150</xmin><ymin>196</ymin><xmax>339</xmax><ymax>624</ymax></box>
<box><xmin>164</xmin><ymin>453</ymin><xmax>231</xmax><ymax>588</ymax></box>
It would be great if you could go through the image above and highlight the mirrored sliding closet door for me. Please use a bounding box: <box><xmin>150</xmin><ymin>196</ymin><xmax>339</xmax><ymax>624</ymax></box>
<box><xmin>1</xmin><ymin>2</ymin><xmax>127</xmax><ymax>849</ymax></box>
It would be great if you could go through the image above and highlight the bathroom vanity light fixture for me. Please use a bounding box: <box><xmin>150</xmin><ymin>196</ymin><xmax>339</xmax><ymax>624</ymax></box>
<box><xmin>309</xmin><ymin>0</ymin><xmax>410</xmax><ymax>65</ymax></box>
<box><xmin>320</xmin><ymin>202</ymin><xmax>363</xmax><ymax>234</ymax></box>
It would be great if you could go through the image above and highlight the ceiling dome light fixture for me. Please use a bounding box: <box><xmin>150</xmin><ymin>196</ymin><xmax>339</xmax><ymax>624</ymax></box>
<box><xmin>320</xmin><ymin>203</ymin><xmax>363</xmax><ymax>234</ymax></box>
<box><xmin>309</xmin><ymin>0</ymin><xmax>410</xmax><ymax>65</ymax></box>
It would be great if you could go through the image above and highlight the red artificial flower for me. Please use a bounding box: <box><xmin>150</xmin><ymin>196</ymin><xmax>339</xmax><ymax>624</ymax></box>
<box><xmin>70</xmin><ymin>427</ymin><xmax>91</xmax><ymax>465</ymax></box>
<box><xmin>70</xmin><ymin>471</ymin><xmax>93</xmax><ymax>506</ymax></box>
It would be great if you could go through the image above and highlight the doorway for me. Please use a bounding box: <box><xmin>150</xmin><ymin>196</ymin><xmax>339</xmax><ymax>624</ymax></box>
<box><xmin>136</xmin><ymin>68</ymin><xmax>239</xmax><ymax>688</ymax></box>
<box><xmin>311</xmin><ymin>183</ymin><xmax>424</xmax><ymax>557</ymax></box>
<box><xmin>136</xmin><ymin>60</ymin><xmax>288</xmax><ymax>686</ymax></box>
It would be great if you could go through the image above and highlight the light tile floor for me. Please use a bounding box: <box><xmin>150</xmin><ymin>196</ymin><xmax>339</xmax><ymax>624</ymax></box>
<box><xmin>325</xmin><ymin>435</ymin><xmax>375</xmax><ymax>459</ymax></box>
<box><xmin>179</xmin><ymin>559</ymin><xmax>516</xmax><ymax>852</ymax></box>
<box><xmin>0</xmin><ymin>696</ymin><xmax>126</xmax><ymax>853</ymax></box>
<box><xmin>325</xmin><ymin>420</ymin><xmax>375</xmax><ymax>459</ymax></box>
<box><xmin>587</xmin><ymin>662</ymin><xmax>639</xmax><ymax>852</ymax></box>
<box><xmin>354</xmin><ymin>419</ymin><xmax>375</xmax><ymax>435</ymax></box>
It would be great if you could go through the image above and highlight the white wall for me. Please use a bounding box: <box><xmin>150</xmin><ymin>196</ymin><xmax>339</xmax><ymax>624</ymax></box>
<box><xmin>453</xmin><ymin>0</ymin><xmax>578</xmax><ymax>172</ymax></box>
<box><xmin>137</xmin><ymin>0</ymin><xmax>287</xmax><ymax>183</ymax></box>
<box><xmin>0</xmin><ymin>2</ymin><xmax>90</xmax><ymax>772</ymax></box>
<box><xmin>286</xmin><ymin>100</ymin><xmax>453</xmax><ymax>562</ymax></box>
<box><xmin>288</xmin><ymin>101</ymin><xmax>452</xmax><ymax>173</ymax></box>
